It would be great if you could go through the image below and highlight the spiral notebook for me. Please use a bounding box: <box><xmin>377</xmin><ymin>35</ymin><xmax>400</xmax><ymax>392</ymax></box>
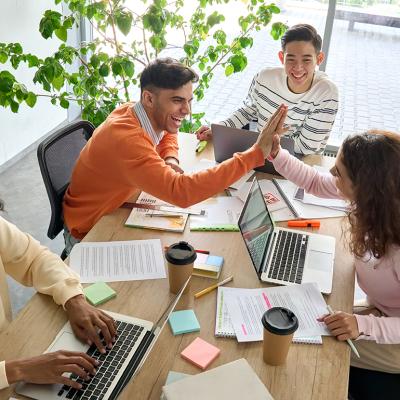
<box><xmin>215</xmin><ymin>287</ymin><xmax>322</xmax><ymax>344</ymax></box>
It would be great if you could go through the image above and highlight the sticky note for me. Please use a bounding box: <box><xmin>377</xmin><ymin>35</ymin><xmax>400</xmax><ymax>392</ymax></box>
<box><xmin>83</xmin><ymin>282</ymin><xmax>116</xmax><ymax>306</ymax></box>
<box><xmin>181</xmin><ymin>337</ymin><xmax>220</xmax><ymax>370</ymax></box>
<box><xmin>165</xmin><ymin>371</ymin><xmax>191</xmax><ymax>385</ymax></box>
<box><xmin>169</xmin><ymin>310</ymin><xmax>200</xmax><ymax>335</ymax></box>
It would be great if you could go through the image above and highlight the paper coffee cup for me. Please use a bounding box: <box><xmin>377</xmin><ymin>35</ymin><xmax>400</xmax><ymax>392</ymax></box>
<box><xmin>262</xmin><ymin>307</ymin><xmax>298</xmax><ymax>366</ymax></box>
<box><xmin>165</xmin><ymin>241</ymin><xmax>197</xmax><ymax>294</ymax></box>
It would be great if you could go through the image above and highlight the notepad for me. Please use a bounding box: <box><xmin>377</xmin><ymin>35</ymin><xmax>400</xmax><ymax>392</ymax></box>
<box><xmin>181</xmin><ymin>337</ymin><xmax>220</xmax><ymax>370</ymax></box>
<box><xmin>215</xmin><ymin>286</ymin><xmax>323</xmax><ymax>344</ymax></box>
<box><xmin>83</xmin><ymin>282</ymin><xmax>116</xmax><ymax>306</ymax></box>
<box><xmin>169</xmin><ymin>310</ymin><xmax>200</xmax><ymax>335</ymax></box>
<box><xmin>193</xmin><ymin>252</ymin><xmax>224</xmax><ymax>279</ymax></box>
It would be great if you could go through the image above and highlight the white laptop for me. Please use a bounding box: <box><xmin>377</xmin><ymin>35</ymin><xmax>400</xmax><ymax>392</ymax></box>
<box><xmin>238</xmin><ymin>178</ymin><xmax>335</xmax><ymax>294</ymax></box>
<box><xmin>16</xmin><ymin>278</ymin><xmax>190</xmax><ymax>400</ymax></box>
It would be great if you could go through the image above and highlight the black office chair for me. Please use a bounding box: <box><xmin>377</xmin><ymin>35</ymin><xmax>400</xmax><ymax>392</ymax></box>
<box><xmin>37</xmin><ymin>120</ymin><xmax>95</xmax><ymax>259</ymax></box>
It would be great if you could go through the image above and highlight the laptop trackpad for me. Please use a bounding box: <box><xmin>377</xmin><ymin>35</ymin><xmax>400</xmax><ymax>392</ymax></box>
<box><xmin>307</xmin><ymin>250</ymin><xmax>332</xmax><ymax>271</ymax></box>
<box><xmin>48</xmin><ymin>331</ymin><xmax>88</xmax><ymax>353</ymax></box>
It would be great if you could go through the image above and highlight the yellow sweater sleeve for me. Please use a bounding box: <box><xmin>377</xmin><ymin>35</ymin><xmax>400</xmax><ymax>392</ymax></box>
<box><xmin>0</xmin><ymin>361</ymin><xmax>8</xmax><ymax>390</ymax></box>
<box><xmin>0</xmin><ymin>216</ymin><xmax>83</xmax><ymax>307</ymax></box>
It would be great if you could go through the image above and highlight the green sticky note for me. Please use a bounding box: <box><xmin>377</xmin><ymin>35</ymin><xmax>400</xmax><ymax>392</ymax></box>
<box><xmin>168</xmin><ymin>310</ymin><xmax>200</xmax><ymax>335</ymax></box>
<box><xmin>83</xmin><ymin>282</ymin><xmax>116</xmax><ymax>306</ymax></box>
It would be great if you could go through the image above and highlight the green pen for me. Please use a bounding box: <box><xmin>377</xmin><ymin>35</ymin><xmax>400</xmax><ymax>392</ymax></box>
<box><xmin>196</xmin><ymin>140</ymin><xmax>208</xmax><ymax>153</ymax></box>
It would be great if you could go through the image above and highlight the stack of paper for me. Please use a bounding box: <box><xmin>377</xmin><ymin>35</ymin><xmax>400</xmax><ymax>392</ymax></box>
<box><xmin>215</xmin><ymin>283</ymin><xmax>330</xmax><ymax>344</ymax></box>
<box><xmin>69</xmin><ymin>239</ymin><xmax>166</xmax><ymax>283</ymax></box>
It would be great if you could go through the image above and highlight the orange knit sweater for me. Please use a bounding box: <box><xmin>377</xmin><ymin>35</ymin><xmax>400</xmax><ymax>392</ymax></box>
<box><xmin>63</xmin><ymin>103</ymin><xmax>265</xmax><ymax>239</ymax></box>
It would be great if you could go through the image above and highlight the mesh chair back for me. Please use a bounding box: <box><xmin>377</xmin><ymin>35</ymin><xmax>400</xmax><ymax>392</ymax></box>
<box><xmin>37</xmin><ymin>120</ymin><xmax>94</xmax><ymax>239</ymax></box>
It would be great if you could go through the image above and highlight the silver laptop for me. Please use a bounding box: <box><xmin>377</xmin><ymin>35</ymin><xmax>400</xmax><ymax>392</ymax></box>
<box><xmin>16</xmin><ymin>278</ymin><xmax>191</xmax><ymax>400</ymax></box>
<box><xmin>238</xmin><ymin>178</ymin><xmax>335</xmax><ymax>294</ymax></box>
<box><xmin>211</xmin><ymin>124</ymin><xmax>298</xmax><ymax>175</ymax></box>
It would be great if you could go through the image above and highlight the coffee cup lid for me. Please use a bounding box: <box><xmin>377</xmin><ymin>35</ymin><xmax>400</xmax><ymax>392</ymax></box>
<box><xmin>165</xmin><ymin>241</ymin><xmax>197</xmax><ymax>265</ymax></box>
<box><xmin>261</xmin><ymin>307</ymin><xmax>299</xmax><ymax>335</ymax></box>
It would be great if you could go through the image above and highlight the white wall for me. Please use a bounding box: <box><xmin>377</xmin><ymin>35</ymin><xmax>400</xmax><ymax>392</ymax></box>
<box><xmin>0</xmin><ymin>0</ymin><xmax>68</xmax><ymax>166</ymax></box>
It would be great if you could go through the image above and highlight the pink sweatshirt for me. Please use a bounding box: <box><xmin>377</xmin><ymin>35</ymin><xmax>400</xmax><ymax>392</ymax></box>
<box><xmin>273</xmin><ymin>149</ymin><xmax>400</xmax><ymax>344</ymax></box>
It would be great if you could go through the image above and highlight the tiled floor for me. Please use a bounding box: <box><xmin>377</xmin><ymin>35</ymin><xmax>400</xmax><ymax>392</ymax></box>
<box><xmin>4</xmin><ymin>1</ymin><xmax>398</xmax><ymax>315</ymax></box>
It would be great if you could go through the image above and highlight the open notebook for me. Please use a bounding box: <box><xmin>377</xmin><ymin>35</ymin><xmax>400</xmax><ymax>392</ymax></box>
<box><xmin>215</xmin><ymin>287</ymin><xmax>322</xmax><ymax>344</ymax></box>
<box><xmin>125</xmin><ymin>192</ymin><xmax>189</xmax><ymax>232</ymax></box>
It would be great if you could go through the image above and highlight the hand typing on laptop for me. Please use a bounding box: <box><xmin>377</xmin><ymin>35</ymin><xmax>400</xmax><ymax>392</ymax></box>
<box><xmin>5</xmin><ymin>350</ymin><xmax>98</xmax><ymax>390</ymax></box>
<box><xmin>65</xmin><ymin>294</ymin><xmax>117</xmax><ymax>352</ymax></box>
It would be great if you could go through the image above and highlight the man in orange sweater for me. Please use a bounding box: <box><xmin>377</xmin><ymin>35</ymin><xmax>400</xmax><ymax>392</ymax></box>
<box><xmin>63</xmin><ymin>58</ymin><xmax>287</xmax><ymax>253</ymax></box>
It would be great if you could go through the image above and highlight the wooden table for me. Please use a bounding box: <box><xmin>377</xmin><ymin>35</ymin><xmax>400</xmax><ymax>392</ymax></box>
<box><xmin>1</xmin><ymin>134</ymin><xmax>355</xmax><ymax>400</ymax></box>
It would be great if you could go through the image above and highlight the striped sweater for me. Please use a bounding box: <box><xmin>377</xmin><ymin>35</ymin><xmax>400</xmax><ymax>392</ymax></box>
<box><xmin>220</xmin><ymin>67</ymin><xmax>339</xmax><ymax>154</ymax></box>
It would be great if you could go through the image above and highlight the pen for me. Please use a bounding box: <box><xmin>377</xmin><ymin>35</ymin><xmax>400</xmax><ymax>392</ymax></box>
<box><xmin>326</xmin><ymin>305</ymin><xmax>360</xmax><ymax>358</ymax></box>
<box><xmin>195</xmin><ymin>249</ymin><xmax>210</xmax><ymax>255</ymax></box>
<box><xmin>196</xmin><ymin>140</ymin><xmax>207</xmax><ymax>153</ymax></box>
<box><xmin>164</xmin><ymin>246</ymin><xmax>209</xmax><ymax>254</ymax></box>
<box><xmin>194</xmin><ymin>275</ymin><xmax>233</xmax><ymax>299</ymax></box>
<box><xmin>288</xmin><ymin>219</ymin><xmax>321</xmax><ymax>228</ymax></box>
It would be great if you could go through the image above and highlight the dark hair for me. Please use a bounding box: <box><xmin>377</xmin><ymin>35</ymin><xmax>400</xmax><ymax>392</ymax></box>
<box><xmin>140</xmin><ymin>58</ymin><xmax>198</xmax><ymax>94</ymax></box>
<box><xmin>281</xmin><ymin>24</ymin><xmax>322</xmax><ymax>53</ymax></box>
<box><xmin>341</xmin><ymin>130</ymin><xmax>400</xmax><ymax>259</ymax></box>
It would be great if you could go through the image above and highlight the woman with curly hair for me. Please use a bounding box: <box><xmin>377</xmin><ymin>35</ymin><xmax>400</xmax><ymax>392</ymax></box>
<box><xmin>259</xmin><ymin>105</ymin><xmax>400</xmax><ymax>397</ymax></box>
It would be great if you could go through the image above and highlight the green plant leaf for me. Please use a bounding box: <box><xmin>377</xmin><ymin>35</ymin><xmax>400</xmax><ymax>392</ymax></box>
<box><xmin>0</xmin><ymin>52</ymin><xmax>8</xmax><ymax>64</ymax></box>
<box><xmin>111</xmin><ymin>61</ymin><xmax>122</xmax><ymax>76</ymax></box>
<box><xmin>229</xmin><ymin>53</ymin><xmax>247</xmax><ymax>72</ymax></box>
<box><xmin>55</xmin><ymin>27</ymin><xmax>67</xmax><ymax>42</ymax></box>
<box><xmin>52</xmin><ymin>75</ymin><xmax>65</xmax><ymax>91</ymax></box>
<box><xmin>116</xmin><ymin>11</ymin><xmax>133</xmax><ymax>36</ymax></box>
<box><xmin>0</xmin><ymin>71</ymin><xmax>15</xmax><ymax>93</ymax></box>
<box><xmin>99</xmin><ymin>63</ymin><xmax>110</xmax><ymax>77</ymax></box>
<box><xmin>121</xmin><ymin>59</ymin><xmax>134</xmax><ymax>77</ymax></box>
<box><xmin>10</xmin><ymin>99</ymin><xmax>19</xmax><ymax>113</ymax></box>
<box><xmin>207</xmin><ymin>11</ymin><xmax>225</xmax><ymax>28</ymax></box>
<box><xmin>25</xmin><ymin>92</ymin><xmax>37</xmax><ymax>107</ymax></box>
<box><xmin>270</xmin><ymin>22</ymin><xmax>287</xmax><ymax>40</ymax></box>
<box><xmin>27</xmin><ymin>55</ymin><xmax>40</xmax><ymax>67</ymax></box>
<box><xmin>225</xmin><ymin>64</ymin><xmax>234</xmax><ymax>76</ymax></box>
<box><xmin>39</xmin><ymin>10</ymin><xmax>62</xmax><ymax>39</ymax></box>
<box><xmin>60</xmin><ymin>97</ymin><xmax>69</xmax><ymax>109</ymax></box>
<box><xmin>90</xmin><ymin>54</ymin><xmax>100</xmax><ymax>68</ymax></box>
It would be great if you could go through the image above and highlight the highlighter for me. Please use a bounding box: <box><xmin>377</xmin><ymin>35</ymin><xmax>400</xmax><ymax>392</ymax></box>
<box><xmin>196</xmin><ymin>140</ymin><xmax>208</xmax><ymax>153</ymax></box>
<box><xmin>288</xmin><ymin>220</ymin><xmax>321</xmax><ymax>228</ymax></box>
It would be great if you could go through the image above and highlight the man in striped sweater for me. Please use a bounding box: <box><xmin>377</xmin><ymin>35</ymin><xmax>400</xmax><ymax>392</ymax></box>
<box><xmin>197</xmin><ymin>24</ymin><xmax>339</xmax><ymax>155</ymax></box>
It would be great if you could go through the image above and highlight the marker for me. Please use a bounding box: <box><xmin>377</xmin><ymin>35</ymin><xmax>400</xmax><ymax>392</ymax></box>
<box><xmin>326</xmin><ymin>305</ymin><xmax>360</xmax><ymax>358</ymax></box>
<box><xmin>195</xmin><ymin>140</ymin><xmax>208</xmax><ymax>153</ymax></box>
<box><xmin>288</xmin><ymin>219</ymin><xmax>321</xmax><ymax>228</ymax></box>
<box><xmin>194</xmin><ymin>276</ymin><xmax>233</xmax><ymax>299</ymax></box>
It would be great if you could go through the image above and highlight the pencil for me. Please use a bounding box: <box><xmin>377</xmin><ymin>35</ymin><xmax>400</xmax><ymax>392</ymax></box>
<box><xmin>326</xmin><ymin>305</ymin><xmax>360</xmax><ymax>358</ymax></box>
<box><xmin>194</xmin><ymin>276</ymin><xmax>233</xmax><ymax>299</ymax></box>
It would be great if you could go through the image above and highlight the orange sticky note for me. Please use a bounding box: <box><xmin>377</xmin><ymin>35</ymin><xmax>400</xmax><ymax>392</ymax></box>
<box><xmin>181</xmin><ymin>337</ymin><xmax>220</xmax><ymax>370</ymax></box>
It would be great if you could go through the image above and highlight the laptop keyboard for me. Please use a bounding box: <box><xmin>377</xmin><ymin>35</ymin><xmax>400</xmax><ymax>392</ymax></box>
<box><xmin>248</xmin><ymin>232</ymin><xmax>268</xmax><ymax>268</ymax></box>
<box><xmin>57</xmin><ymin>320</ymin><xmax>144</xmax><ymax>400</ymax></box>
<box><xmin>268</xmin><ymin>230</ymin><xmax>309</xmax><ymax>284</ymax></box>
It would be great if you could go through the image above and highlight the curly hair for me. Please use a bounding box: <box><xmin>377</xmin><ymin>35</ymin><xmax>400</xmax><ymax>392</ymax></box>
<box><xmin>341</xmin><ymin>130</ymin><xmax>400</xmax><ymax>258</ymax></box>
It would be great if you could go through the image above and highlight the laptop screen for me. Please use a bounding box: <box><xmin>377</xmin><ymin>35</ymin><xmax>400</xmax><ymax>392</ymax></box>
<box><xmin>238</xmin><ymin>178</ymin><xmax>274</xmax><ymax>275</ymax></box>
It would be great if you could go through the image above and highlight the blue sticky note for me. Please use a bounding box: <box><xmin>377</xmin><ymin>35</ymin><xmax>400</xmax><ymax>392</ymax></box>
<box><xmin>206</xmin><ymin>255</ymin><xmax>224</xmax><ymax>267</ymax></box>
<box><xmin>168</xmin><ymin>310</ymin><xmax>200</xmax><ymax>335</ymax></box>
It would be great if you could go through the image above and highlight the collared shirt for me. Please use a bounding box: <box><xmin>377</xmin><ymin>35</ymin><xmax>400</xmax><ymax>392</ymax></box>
<box><xmin>133</xmin><ymin>102</ymin><xmax>164</xmax><ymax>146</ymax></box>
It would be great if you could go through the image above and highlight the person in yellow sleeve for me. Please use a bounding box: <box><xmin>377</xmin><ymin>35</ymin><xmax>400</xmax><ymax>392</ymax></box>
<box><xmin>0</xmin><ymin>211</ymin><xmax>116</xmax><ymax>391</ymax></box>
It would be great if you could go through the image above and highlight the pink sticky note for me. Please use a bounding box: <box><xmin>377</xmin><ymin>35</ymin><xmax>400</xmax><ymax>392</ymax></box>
<box><xmin>181</xmin><ymin>337</ymin><xmax>220</xmax><ymax>370</ymax></box>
